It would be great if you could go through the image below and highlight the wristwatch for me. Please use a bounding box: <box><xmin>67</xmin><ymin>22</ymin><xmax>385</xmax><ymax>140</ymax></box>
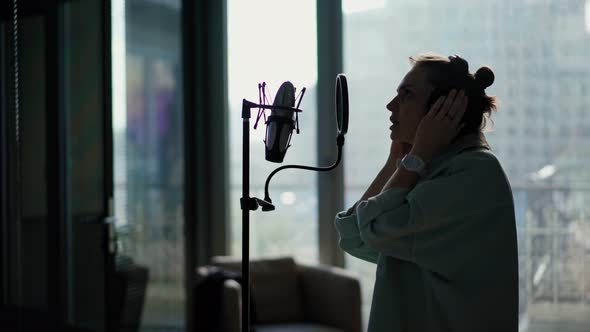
<box><xmin>397</xmin><ymin>154</ymin><xmax>427</xmax><ymax>177</ymax></box>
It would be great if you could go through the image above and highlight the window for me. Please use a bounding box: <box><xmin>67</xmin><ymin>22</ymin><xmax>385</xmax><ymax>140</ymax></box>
<box><xmin>112</xmin><ymin>0</ymin><xmax>185</xmax><ymax>329</ymax></box>
<box><xmin>343</xmin><ymin>0</ymin><xmax>590</xmax><ymax>330</ymax></box>
<box><xmin>227</xmin><ymin>0</ymin><xmax>319</xmax><ymax>264</ymax></box>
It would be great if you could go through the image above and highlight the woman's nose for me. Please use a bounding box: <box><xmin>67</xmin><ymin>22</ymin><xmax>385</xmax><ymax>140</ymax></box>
<box><xmin>386</xmin><ymin>97</ymin><xmax>397</xmax><ymax>112</ymax></box>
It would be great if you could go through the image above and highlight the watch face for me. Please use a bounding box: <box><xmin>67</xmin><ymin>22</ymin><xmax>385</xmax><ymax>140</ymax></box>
<box><xmin>402</xmin><ymin>154</ymin><xmax>425</xmax><ymax>172</ymax></box>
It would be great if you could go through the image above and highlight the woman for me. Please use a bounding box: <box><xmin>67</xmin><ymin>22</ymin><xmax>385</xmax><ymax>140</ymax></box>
<box><xmin>335</xmin><ymin>53</ymin><xmax>518</xmax><ymax>331</ymax></box>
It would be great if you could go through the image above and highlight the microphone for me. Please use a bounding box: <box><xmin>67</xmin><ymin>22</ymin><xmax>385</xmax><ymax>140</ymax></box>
<box><xmin>264</xmin><ymin>81</ymin><xmax>296</xmax><ymax>163</ymax></box>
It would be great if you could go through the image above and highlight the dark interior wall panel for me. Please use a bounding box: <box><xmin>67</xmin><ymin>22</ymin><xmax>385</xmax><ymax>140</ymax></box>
<box><xmin>19</xmin><ymin>14</ymin><xmax>49</xmax><ymax>311</ymax></box>
<box><xmin>0</xmin><ymin>18</ymin><xmax>5</xmax><ymax>306</ymax></box>
<box><xmin>20</xmin><ymin>15</ymin><xmax>48</xmax><ymax>219</ymax></box>
<box><xmin>2</xmin><ymin>2</ymin><xmax>110</xmax><ymax>329</ymax></box>
<box><xmin>0</xmin><ymin>2</ymin><xmax>9</xmax><ymax>22</ymax></box>
<box><xmin>20</xmin><ymin>218</ymin><xmax>48</xmax><ymax>309</ymax></box>
<box><xmin>0</xmin><ymin>0</ymin><xmax>21</xmax><ymax>310</ymax></box>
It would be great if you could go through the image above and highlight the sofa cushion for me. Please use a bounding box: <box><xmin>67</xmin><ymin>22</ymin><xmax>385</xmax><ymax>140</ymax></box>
<box><xmin>212</xmin><ymin>256</ymin><xmax>304</xmax><ymax>324</ymax></box>
<box><xmin>255</xmin><ymin>323</ymin><xmax>344</xmax><ymax>332</ymax></box>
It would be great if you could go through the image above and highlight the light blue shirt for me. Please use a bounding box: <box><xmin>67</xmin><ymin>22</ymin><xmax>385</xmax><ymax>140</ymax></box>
<box><xmin>335</xmin><ymin>133</ymin><xmax>519</xmax><ymax>332</ymax></box>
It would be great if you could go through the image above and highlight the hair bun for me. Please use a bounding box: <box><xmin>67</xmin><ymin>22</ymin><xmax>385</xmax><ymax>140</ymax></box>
<box><xmin>475</xmin><ymin>66</ymin><xmax>494</xmax><ymax>89</ymax></box>
<box><xmin>448</xmin><ymin>54</ymin><xmax>469</xmax><ymax>74</ymax></box>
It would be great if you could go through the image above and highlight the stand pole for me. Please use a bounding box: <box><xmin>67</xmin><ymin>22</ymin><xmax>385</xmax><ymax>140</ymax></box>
<box><xmin>241</xmin><ymin>100</ymin><xmax>251</xmax><ymax>332</ymax></box>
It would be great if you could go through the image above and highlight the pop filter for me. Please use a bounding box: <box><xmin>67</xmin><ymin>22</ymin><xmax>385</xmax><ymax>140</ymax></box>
<box><xmin>335</xmin><ymin>74</ymin><xmax>349</xmax><ymax>135</ymax></box>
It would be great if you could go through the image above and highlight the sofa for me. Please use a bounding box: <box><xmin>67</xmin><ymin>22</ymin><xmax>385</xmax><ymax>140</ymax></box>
<box><xmin>195</xmin><ymin>256</ymin><xmax>362</xmax><ymax>332</ymax></box>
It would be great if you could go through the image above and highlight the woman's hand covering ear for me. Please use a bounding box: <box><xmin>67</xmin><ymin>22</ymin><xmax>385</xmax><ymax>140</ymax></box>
<box><xmin>411</xmin><ymin>89</ymin><xmax>468</xmax><ymax>163</ymax></box>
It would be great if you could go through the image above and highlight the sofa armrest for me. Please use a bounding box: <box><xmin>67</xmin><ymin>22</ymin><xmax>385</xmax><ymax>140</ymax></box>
<box><xmin>222</xmin><ymin>279</ymin><xmax>241</xmax><ymax>332</ymax></box>
<box><xmin>298</xmin><ymin>264</ymin><xmax>362</xmax><ymax>332</ymax></box>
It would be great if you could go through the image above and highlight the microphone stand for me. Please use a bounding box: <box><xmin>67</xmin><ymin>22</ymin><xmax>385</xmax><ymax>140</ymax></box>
<box><xmin>240</xmin><ymin>99</ymin><xmax>344</xmax><ymax>332</ymax></box>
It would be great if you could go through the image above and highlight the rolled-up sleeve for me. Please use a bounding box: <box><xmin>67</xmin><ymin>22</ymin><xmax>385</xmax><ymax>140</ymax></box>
<box><xmin>334</xmin><ymin>205</ymin><xmax>381</xmax><ymax>264</ymax></box>
<box><xmin>356</xmin><ymin>187</ymin><xmax>416</xmax><ymax>260</ymax></box>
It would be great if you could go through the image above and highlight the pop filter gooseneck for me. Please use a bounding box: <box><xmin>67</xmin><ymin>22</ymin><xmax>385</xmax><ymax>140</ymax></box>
<box><xmin>260</xmin><ymin>74</ymin><xmax>349</xmax><ymax>210</ymax></box>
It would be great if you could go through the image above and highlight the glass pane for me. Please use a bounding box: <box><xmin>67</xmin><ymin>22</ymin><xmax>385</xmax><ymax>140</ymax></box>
<box><xmin>343</xmin><ymin>0</ymin><xmax>590</xmax><ymax>330</ymax></box>
<box><xmin>227</xmin><ymin>0</ymin><xmax>319</xmax><ymax>264</ymax></box>
<box><xmin>112</xmin><ymin>0</ymin><xmax>184</xmax><ymax>330</ymax></box>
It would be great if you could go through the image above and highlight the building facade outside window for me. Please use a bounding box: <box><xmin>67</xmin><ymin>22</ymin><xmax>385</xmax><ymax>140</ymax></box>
<box><xmin>342</xmin><ymin>0</ymin><xmax>590</xmax><ymax>330</ymax></box>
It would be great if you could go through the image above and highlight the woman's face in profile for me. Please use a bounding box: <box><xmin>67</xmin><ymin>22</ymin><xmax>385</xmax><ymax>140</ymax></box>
<box><xmin>386</xmin><ymin>66</ymin><xmax>434</xmax><ymax>144</ymax></box>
